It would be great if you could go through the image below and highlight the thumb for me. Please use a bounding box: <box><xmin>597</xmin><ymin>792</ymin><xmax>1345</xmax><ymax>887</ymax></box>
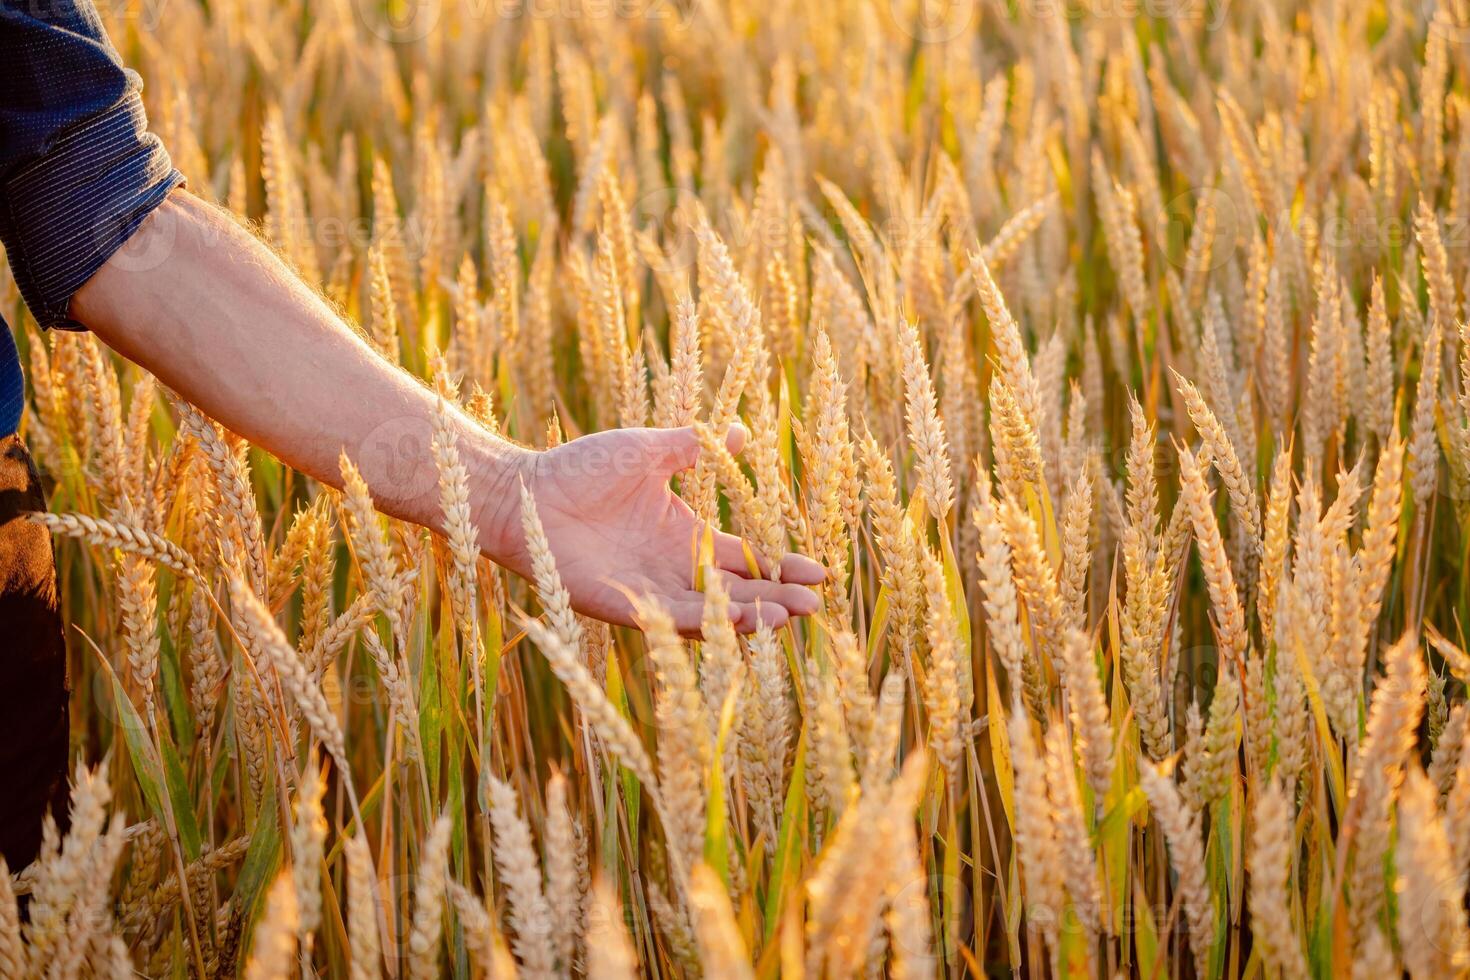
<box><xmin>724</xmin><ymin>421</ymin><xmax>749</xmax><ymax>455</ymax></box>
<box><xmin>653</xmin><ymin>422</ymin><xmax>749</xmax><ymax>475</ymax></box>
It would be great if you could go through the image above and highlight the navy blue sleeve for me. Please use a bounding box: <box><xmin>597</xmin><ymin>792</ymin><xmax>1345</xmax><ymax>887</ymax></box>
<box><xmin>0</xmin><ymin>0</ymin><xmax>183</xmax><ymax>330</ymax></box>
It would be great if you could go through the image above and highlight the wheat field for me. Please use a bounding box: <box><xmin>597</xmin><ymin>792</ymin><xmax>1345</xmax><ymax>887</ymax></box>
<box><xmin>4</xmin><ymin>0</ymin><xmax>1470</xmax><ymax>975</ymax></box>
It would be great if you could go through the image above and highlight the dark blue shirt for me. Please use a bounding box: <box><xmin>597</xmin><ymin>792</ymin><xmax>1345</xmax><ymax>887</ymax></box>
<box><xmin>0</xmin><ymin>0</ymin><xmax>182</xmax><ymax>435</ymax></box>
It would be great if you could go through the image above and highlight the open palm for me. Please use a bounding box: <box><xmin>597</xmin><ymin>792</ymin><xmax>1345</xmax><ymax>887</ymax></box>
<box><xmin>503</xmin><ymin>424</ymin><xmax>824</xmax><ymax>635</ymax></box>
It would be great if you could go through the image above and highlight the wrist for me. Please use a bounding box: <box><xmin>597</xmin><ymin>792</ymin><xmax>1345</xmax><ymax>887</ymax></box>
<box><xmin>467</xmin><ymin>435</ymin><xmax>539</xmax><ymax>573</ymax></box>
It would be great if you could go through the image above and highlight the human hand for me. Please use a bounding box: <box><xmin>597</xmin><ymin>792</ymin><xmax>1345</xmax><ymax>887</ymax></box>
<box><xmin>498</xmin><ymin>424</ymin><xmax>825</xmax><ymax>635</ymax></box>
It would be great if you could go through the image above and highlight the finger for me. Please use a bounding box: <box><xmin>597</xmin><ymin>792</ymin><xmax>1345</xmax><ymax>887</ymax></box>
<box><xmin>653</xmin><ymin>422</ymin><xmax>751</xmax><ymax>476</ymax></box>
<box><xmin>723</xmin><ymin>421</ymin><xmax>748</xmax><ymax>456</ymax></box>
<box><xmin>712</xmin><ymin>539</ymin><xmax>829</xmax><ymax>585</ymax></box>
<box><xmin>715</xmin><ymin>571</ymin><xmax>821</xmax><ymax>617</ymax></box>
<box><xmin>665</xmin><ymin>590</ymin><xmax>789</xmax><ymax>636</ymax></box>
<box><xmin>776</xmin><ymin>552</ymin><xmax>827</xmax><ymax>585</ymax></box>
<box><xmin>646</xmin><ymin>427</ymin><xmax>701</xmax><ymax>475</ymax></box>
<box><xmin>711</xmin><ymin>531</ymin><xmax>770</xmax><ymax>578</ymax></box>
<box><xmin>675</xmin><ymin>589</ymin><xmax>787</xmax><ymax>633</ymax></box>
<box><xmin>651</xmin><ymin>595</ymin><xmax>722</xmax><ymax>638</ymax></box>
<box><xmin>733</xmin><ymin>601</ymin><xmax>788</xmax><ymax>632</ymax></box>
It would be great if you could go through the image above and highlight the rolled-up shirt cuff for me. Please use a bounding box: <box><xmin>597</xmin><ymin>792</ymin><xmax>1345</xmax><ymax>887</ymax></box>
<box><xmin>0</xmin><ymin>89</ymin><xmax>183</xmax><ymax>331</ymax></box>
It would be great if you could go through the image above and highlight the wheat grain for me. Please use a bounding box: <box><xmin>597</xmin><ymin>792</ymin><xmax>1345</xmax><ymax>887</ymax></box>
<box><xmin>740</xmin><ymin>621</ymin><xmax>792</xmax><ymax>847</ymax></box>
<box><xmin>1043</xmin><ymin>723</ymin><xmax>1100</xmax><ymax>943</ymax></box>
<box><xmin>29</xmin><ymin>511</ymin><xmax>200</xmax><ymax>580</ymax></box>
<box><xmin>586</xmin><ymin>876</ymin><xmax>639</xmax><ymax>980</ymax></box>
<box><xmin>1249</xmin><ymin>779</ymin><xmax>1307</xmax><ymax>980</ymax></box>
<box><xmin>1396</xmin><ymin>767</ymin><xmax>1470</xmax><ymax>976</ymax></box>
<box><xmin>343</xmin><ymin>833</ymin><xmax>381</xmax><ymax>980</ymax></box>
<box><xmin>486</xmin><ymin>782</ymin><xmax>555</xmax><ymax>980</ymax></box>
<box><xmin>291</xmin><ymin>754</ymin><xmax>327</xmax><ymax>940</ymax></box>
<box><xmin>1138</xmin><ymin>761</ymin><xmax>1214</xmax><ymax>977</ymax></box>
<box><xmin>689</xmin><ymin>864</ymin><xmax>755</xmax><ymax>980</ymax></box>
<box><xmin>244</xmin><ymin>874</ymin><xmax>298</xmax><ymax>980</ymax></box>
<box><xmin>1178</xmin><ymin>446</ymin><xmax>1248</xmax><ymax>664</ymax></box>
<box><xmin>545</xmin><ymin>772</ymin><xmax>583</xmax><ymax>970</ymax></box>
<box><xmin>521</xmin><ymin>618</ymin><xmax>657</xmax><ymax>792</ymax></box>
<box><xmin>1007</xmin><ymin>704</ymin><xmax>1062</xmax><ymax>958</ymax></box>
<box><xmin>634</xmin><ymin>596</ymin><xmax>711</xmax><ymax>884</ymax></box>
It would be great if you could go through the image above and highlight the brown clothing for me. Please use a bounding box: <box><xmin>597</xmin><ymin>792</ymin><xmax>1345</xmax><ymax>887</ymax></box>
<box><xmin>0</xmin><ymin>434</ymin><xmax>68</xmax><ymax>869</ymax></box>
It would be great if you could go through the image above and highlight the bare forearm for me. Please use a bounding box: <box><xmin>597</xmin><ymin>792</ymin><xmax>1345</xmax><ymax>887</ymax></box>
<box><xmin>70</xmin><ymin>190</ymin><xmax>531</xmax><ymax>559</ymax></box>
